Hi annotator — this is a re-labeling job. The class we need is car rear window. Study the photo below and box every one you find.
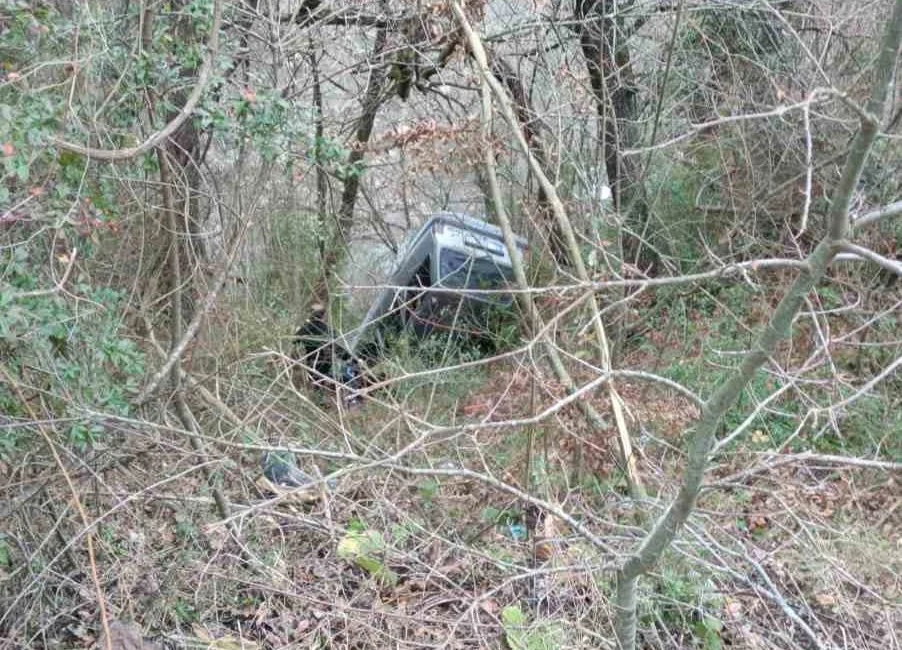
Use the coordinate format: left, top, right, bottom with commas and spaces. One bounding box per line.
438, 249, 514, 291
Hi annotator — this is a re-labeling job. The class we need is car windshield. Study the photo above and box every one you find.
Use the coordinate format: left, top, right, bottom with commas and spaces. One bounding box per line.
438, 249, 514, 291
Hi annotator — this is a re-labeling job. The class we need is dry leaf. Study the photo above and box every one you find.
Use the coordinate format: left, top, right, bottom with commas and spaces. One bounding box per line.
254, 476, 320, 503
815, 593, 837, 607
480, 599, 499, 615
97, 620, 162, 650
723, 598, 743, 619
534, 540, 554, 562
191, 625, 260, 650
534, 515, 561, 562
751, 516, 768, 529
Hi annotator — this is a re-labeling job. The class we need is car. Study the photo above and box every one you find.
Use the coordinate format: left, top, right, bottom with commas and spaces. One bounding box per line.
348, 212, 528, 353
292, 212, 528, 399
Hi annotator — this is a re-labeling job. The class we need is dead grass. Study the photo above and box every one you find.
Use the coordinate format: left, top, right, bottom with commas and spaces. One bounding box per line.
2, 281, 900, 650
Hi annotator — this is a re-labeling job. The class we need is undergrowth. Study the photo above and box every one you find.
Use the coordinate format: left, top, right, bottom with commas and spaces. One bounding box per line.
628, 280, 902, 461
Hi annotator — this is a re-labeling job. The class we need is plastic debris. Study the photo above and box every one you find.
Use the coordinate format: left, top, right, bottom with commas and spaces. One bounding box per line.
262, 451, 314, 488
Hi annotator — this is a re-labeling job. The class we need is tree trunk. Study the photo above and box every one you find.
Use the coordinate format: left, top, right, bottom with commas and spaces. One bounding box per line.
314, 29, 390, 303
137, 1, 208, 323
488, 53, 569, 266
575, 0, 656, 274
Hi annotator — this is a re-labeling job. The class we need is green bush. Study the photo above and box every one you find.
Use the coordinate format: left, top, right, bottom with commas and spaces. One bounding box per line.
1, 245, 145, 453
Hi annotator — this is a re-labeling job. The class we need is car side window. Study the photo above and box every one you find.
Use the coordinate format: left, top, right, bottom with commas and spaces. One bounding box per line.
438, 249, 511, 290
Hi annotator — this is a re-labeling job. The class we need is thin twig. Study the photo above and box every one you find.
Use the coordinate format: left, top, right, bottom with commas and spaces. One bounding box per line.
452, 0, 644, 496
0, 364, 113, 650
622, 95, 830, 157
9, 249, 78, 300
0, 458, 224, 632
799, 100, 814, 234
760, 451, 902, 472
819, 351, 902, 413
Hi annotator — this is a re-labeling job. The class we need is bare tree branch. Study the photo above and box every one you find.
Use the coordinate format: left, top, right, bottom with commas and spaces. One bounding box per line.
761, 451, 902, 472
820, 352, 902, 414
134, 219, 250, 406
452, 0, 644, 497
838, 241, 902, 276
853, 198, 902, 229
611, 2, 902, 647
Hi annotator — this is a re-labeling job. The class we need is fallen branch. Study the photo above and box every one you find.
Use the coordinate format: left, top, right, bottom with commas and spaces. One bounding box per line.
0, 456, 223, 633
0, 363, 113, 650
685, 526, 830, 650
763, 451, 902, 472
